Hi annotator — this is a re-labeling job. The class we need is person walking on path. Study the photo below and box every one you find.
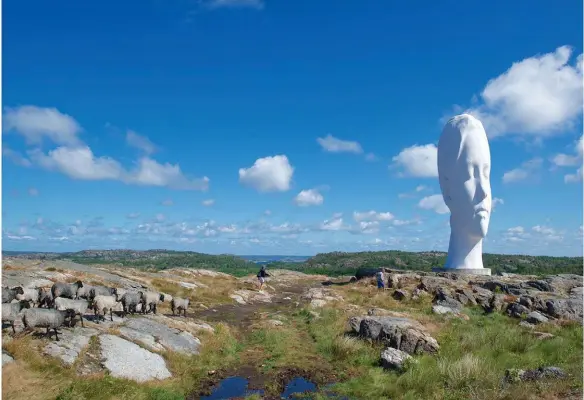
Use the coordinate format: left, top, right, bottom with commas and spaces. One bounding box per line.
257, 265, 270, 291
376, 269, 385, 289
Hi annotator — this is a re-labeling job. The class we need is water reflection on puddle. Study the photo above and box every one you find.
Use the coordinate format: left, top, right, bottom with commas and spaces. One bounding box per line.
200, 376, 346, 399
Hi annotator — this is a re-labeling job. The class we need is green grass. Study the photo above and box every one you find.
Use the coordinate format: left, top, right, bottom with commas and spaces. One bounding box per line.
301, 306, 583, 400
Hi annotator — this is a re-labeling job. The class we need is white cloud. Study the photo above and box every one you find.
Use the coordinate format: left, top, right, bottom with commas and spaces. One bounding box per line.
492, 197, 504, 210
161, 199, 174, 206
28, 146, 209, 190
507, 226, 525, 234
6, 234, 36, 240
320, 217, 344, 231
129, 157, 209, 190
294, 189, 324, 207
418, 194, 449, 214
126, 130, 157, 155
502, 158, 542, 183
28, 187, 39, 196
353, 210, 394, 222
465, 46, 583, 138
239, 155, 294, 192
206, 0, 263, 9
3, 147, 32, 167
127, 213, 140, 219
392, 219, 421, 226
551, 135, 583, 183
532, 225, 556, 235
29, 146, 124, 180
202, 199, 215, 206
391, 144, 438, 178
317, 134, 363, 154
3, 105, 82, 146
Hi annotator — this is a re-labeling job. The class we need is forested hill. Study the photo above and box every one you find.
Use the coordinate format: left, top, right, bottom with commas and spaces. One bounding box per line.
3, 249, 582, 277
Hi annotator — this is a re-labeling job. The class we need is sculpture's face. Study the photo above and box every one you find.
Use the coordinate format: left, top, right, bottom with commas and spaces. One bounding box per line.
440, 120, 492, 239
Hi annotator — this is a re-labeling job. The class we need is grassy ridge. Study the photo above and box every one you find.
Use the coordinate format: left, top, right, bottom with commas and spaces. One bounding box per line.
4, 249, 582, 277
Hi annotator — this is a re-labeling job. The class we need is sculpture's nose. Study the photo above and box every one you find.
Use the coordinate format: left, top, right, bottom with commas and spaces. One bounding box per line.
475, 178, 488, 202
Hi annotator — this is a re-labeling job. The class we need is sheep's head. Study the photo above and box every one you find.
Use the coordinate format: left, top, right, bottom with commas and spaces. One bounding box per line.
19, 300, 31, 310
75, 280, 84, 288
13, 286, 24, 295
109, 287, 117, 295
159, 294, 165, 302
64, 309, 77, 319
137, 291, 144, 299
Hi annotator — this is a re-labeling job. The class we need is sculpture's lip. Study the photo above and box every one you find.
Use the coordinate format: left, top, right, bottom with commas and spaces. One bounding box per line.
474, 207, 489, 214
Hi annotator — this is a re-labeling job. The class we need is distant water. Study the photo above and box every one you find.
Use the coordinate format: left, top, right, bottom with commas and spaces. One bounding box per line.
239, 255, 311, 264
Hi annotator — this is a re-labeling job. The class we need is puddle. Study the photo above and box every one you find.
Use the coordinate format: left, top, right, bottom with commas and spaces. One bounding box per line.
281, 377, 317, 399
199, 376, 345, 399
199, 376, 264, 399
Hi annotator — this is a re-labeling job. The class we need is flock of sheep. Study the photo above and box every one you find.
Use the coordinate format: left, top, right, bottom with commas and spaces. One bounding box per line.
2, 280, 191, 341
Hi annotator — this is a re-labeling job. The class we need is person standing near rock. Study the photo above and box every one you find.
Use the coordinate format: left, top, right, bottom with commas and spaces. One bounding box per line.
376, 269, 385, 289
257, 265, 270, 291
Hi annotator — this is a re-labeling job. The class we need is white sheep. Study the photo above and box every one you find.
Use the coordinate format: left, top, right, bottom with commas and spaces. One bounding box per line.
22, 308, 76, 341
51, 281, 83, 300
2, 300, 31, 333
144, 291, 165, 314
16, 288, 40, 307
170, 297, 190, 317
54, 297, 90, 327
92, 295, 120, 323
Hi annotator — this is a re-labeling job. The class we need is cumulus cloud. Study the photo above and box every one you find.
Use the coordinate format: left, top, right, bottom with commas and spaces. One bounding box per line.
3, 105, 82, 146
126, 130, 157, 155
294, 188, 324, 207
317, 134, 363, 154
492, 197, 504, 210
551, 135, 583, 183
320, 216, 344, 231
27, 146, 209, 190
418, 194, 449, 214
239, 155, 294, 192
353, 210, 394, 222
464, 45, 583, 138
202, 199, 215, 206
502, 158, 542, 184
391, 144, 438, 178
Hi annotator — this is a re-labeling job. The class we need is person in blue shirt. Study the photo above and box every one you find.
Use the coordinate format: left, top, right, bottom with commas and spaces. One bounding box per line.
376, 269, 385, 289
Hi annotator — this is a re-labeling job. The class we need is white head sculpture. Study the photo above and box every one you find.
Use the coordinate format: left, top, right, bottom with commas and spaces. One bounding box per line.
438, 114, 491, 271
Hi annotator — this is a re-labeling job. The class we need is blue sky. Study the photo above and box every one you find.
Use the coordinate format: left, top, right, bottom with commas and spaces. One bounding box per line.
2, 0, 583, 256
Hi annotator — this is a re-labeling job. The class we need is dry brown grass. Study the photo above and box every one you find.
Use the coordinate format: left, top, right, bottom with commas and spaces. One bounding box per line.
2, 362, 70, 400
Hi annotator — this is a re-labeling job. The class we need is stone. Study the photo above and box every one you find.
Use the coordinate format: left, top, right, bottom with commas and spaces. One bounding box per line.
486, 294, 506, 313
537, 298, 583, 323
532, 331, 555, 340
518, 321, 535, 329
349, 317, 363, 334
124, 318, 201, 354
230, 294, 246, 305
2, 351, 14, 365
522, 280, 554, 292
310, 299, 327, 308
570, 286, 583, 298
380, 347, 412, 371
357, 316, 439, 355
118, 327, 165, 352
267, 319, 283, 327
504, 367, 567, 383
455, 288, 477, 305
432, 305, 460, 315
506, 303, 530, 318
526, 311, 549, 325
518, 296, 533, 309
99, 334, 172, 382
392, 290, 407, 301
43, 327, 98, 365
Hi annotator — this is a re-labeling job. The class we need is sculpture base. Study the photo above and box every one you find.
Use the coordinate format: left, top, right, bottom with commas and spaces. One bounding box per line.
432, 268, 491, 276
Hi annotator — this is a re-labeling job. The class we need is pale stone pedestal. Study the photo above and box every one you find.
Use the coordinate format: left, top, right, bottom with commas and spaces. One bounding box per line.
432, 268, 492, 276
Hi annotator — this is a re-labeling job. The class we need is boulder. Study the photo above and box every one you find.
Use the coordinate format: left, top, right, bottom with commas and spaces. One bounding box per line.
536, 298, 583, 323
348, 316, 363, 334
2, 351, 14, 365
99, 334, 172, 382
356, 316, 439, 355
522, 280, 554, 292
518, 296, 534, 309
506, 303, 530, 318
392, 290, 407, 301
504, 367, 567, 383
526, 311, 549, 325
380, 347, 412, 371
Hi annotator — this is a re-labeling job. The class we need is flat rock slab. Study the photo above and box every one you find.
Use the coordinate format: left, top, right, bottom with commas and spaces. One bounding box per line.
44, 327, 98, 365
356, 316, 439, 355
118, 327, 165, 352
124, 317, 201, 354
148, 315, 214, 334
99, 334, 172, 382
